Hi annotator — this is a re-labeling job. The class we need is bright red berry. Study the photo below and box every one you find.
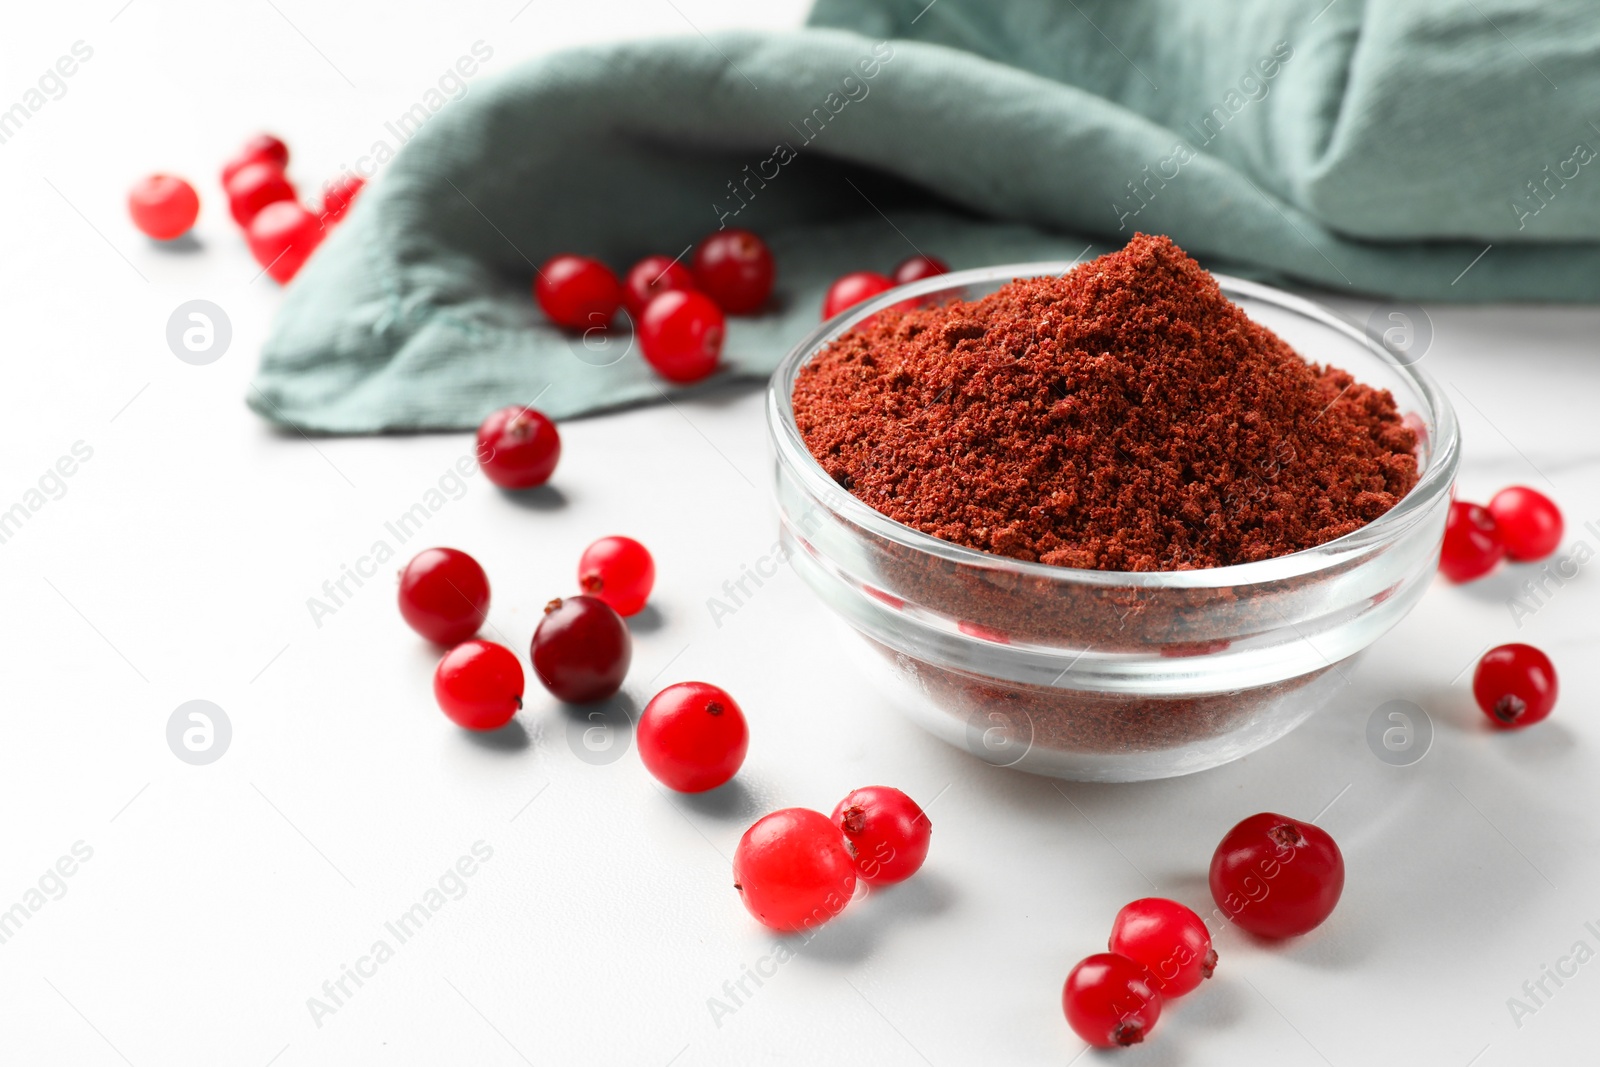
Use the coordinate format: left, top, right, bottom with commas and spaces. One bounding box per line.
639, 290, 724, 383
535, 255, 621, 331
398, 547, 490, 646
225, 161, 296, 227
1473, 643, 1558, 728
822, 271, 895, 320
1108, 898, 1216, 997
692, 229, 774, 314
246, 200, 324, 283
1440, 499, 1504, 582
1210, 813, 1344, 939
638, 682, 748, 792
831, 786, 931, 886
578, 536, 654, 617
476, 405, 561, 489
622, 255, 697, 320
732, 808, 856, 932
1062, 953, 1162, 1049
892, 254, 948, 285
319, 173, 365, 225
1488, 486, 1563, 561
530, 596, 631, 704
433, 640, 523, 731
221, 133, 289, 184
127, 174, 200, 240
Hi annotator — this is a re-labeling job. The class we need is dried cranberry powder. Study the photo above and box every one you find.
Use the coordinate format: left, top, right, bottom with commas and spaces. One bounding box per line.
792, 235, 1419, 571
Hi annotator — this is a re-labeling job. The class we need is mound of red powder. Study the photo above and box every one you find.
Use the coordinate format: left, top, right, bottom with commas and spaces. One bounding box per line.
793, 234, 1419, 571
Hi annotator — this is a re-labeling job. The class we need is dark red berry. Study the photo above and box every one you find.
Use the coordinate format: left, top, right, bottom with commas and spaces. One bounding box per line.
128, 174, 200, 240
319, 173, 365, 225
530, 596, 631, 703
1440, 499, 1504, 582
578, 536, 654, 617
1108, 898, 1216, 997
639, 290, 724, 384
622, 255, 696, 319
535, 255, 622, 332
830, 786, 931, 886
225, 161, 296, 227
246, 200, 323, 284
692, 229, 774, 314
222, 133, 289, 184
822, 271, 894, 320
476, 405, 561, 490
638, 682, 748, 793
433, 640, 523, 731
1473, 643, 1558, 728
732, 808, 856, 932
1210, 813, 1344, 939
1062, 953, 1162, 1048
1488, 486, 1563, 561
398, 547, 490, 646
891, 254, 948, 285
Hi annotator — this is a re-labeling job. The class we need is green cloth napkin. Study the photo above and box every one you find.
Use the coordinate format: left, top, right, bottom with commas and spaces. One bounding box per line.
250, 0, 1600, 434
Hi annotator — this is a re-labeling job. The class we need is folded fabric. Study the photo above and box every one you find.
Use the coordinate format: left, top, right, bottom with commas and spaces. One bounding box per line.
250, 0, 1600, 434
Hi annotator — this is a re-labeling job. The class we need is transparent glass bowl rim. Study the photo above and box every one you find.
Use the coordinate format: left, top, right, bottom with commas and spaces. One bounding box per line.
766, 262, 1460, 591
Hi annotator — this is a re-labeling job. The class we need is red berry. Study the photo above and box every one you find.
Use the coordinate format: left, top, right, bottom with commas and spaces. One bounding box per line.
1473, 643, 1558, 728
1062, 953, 1162, 1049
476, 405, 561, 489
578, 536, 655, 617
319, 173, 365, 225
530, 596, 631, 704
822, 271, 895, 320
891, 254, 948, 285
831, 786, 931, 886
535, 255, 621, 331
1488, 486, 1563, 561
1108, 898, 1216, 997
639, 290, 724, 384
245, 200, 323, 284
127, 174, 200, 240
638, 682, 748, 793
692, 229, 774, 314
732, 808, 856, 932
398, 547, 490, 646
622, 255, 696, 320
1210, 813, 1344, 939
433, 640, 523, 731
1440, 499, 1504, 582
225, 161, 296, 227
221, 133, 289, 184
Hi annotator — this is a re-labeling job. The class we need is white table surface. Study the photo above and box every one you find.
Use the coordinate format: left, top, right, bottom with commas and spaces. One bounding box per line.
3, 3, 1599, 1065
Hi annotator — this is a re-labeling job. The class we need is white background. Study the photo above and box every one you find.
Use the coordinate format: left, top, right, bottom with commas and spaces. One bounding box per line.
2, 2, 1598, 1064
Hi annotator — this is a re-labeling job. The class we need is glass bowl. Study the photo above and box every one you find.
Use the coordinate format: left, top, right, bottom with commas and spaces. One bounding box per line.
765, 264, 1459, 782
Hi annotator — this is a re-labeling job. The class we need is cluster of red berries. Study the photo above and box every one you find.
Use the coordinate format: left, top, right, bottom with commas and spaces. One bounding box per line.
1441, 484, 1563, 582
126, 132, 364, 284
1064, 812, 1344, 1049
534, 229, 776, 385
821, 254, 948, 320
732, 786, 932, 933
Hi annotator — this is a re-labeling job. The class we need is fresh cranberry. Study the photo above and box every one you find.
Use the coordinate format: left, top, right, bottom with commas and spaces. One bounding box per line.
1062, 953, 1162, 1048
622, 255, 697, 320
1439, 499, 1504, 582
638, 682, 748, 792
1473, 643, 1558, 728
822, 271, 895, 320
732, 808, 856, 932
127, 174, 200, 240
246, 200, 323, 283
398, 547, 490, 646
1108, 898, 1216, 997
530, 596, 631, 703
319, 173, 365, 225
892, 254, 948, 285
578, 536, 655, 616
433, 640, 523, 731
221, 133, 289, 184
831, 786, 931, 886
1488, 486, 1563, 561
476, 405, 561, 489
225, 161, 296, 227
639, 290, 724, 383
692, 228, 774, 314
535, 255, 622, 331
1210, 813, 1344, 939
